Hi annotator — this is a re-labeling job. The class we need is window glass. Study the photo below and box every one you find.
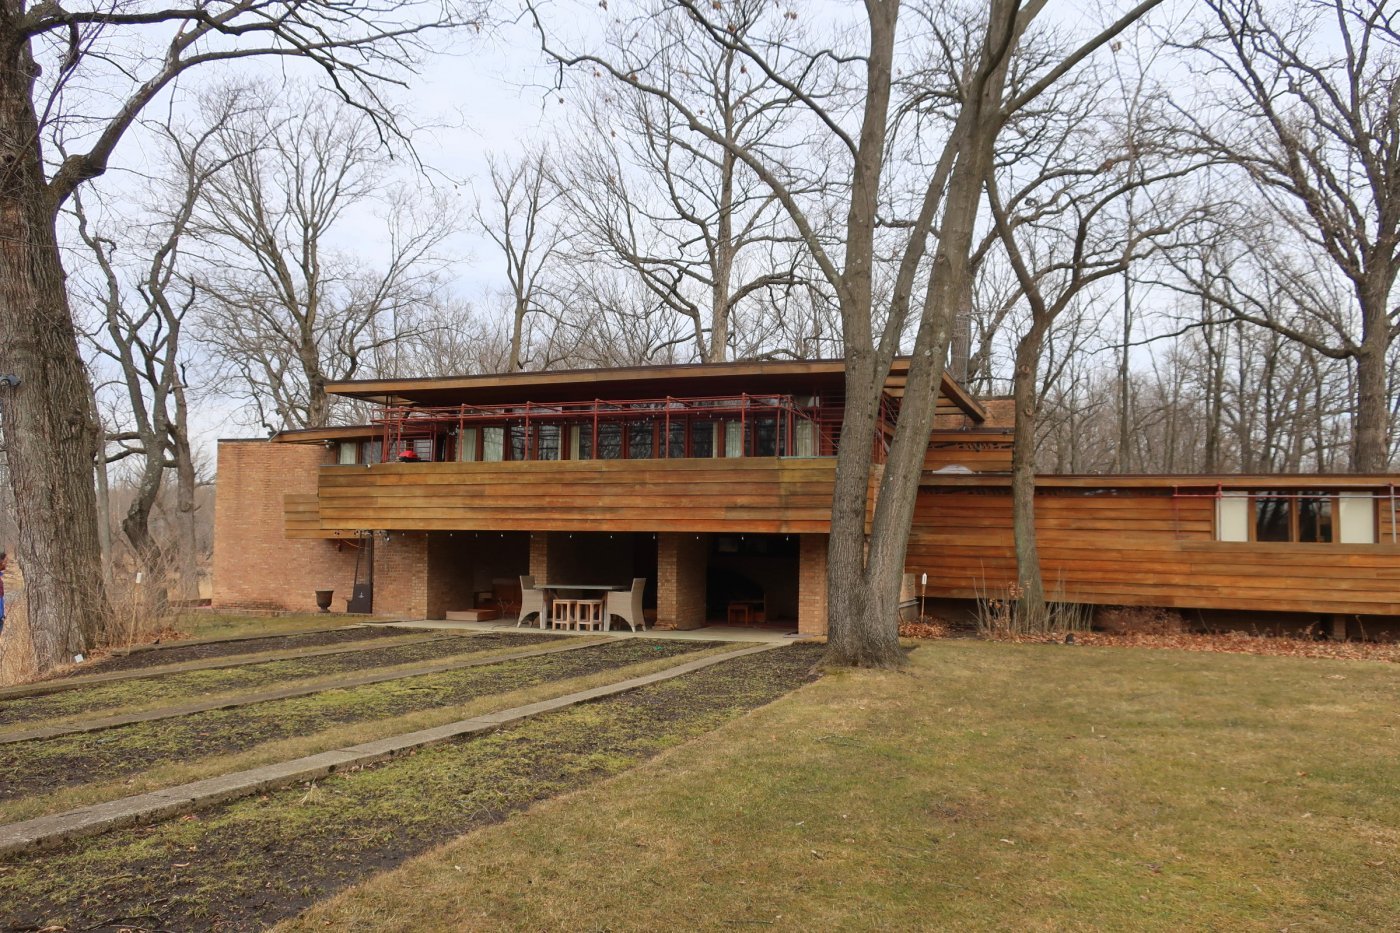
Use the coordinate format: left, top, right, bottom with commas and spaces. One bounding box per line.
596, 422, 623, 460
1337, 493, 1377, 544
667, 421, 687, 458
794, 421, 816, 457
1254, 496, 1291, 542
482, 427, 504, 462
577, 424, 593, 459
457, 427, 479, 462
752, 417, 778, 457
1298, 494, 1333, 542
337, 442, 358, 465
567, 425, 582, 460
628, 420, 655, 459
724, 421, 744, 458
509, 424, 527, 461
691, 421, 715, 458
535, 424, 561, 461
409, 438, 434, 462
362, 440, 382, 464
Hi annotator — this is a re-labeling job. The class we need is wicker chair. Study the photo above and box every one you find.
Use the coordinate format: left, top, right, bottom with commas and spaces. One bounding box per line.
517, 575, 550, 628
605, 577, 647, 632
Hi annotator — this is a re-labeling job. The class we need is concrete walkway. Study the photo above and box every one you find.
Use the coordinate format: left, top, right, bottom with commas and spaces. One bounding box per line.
0, 629, 451, 702
0, 642, 781, 857
0, 637, 605, 745
384, 618, 814, 644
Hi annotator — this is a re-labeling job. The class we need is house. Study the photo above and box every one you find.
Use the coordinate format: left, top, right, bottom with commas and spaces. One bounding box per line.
212, 358, 1400, 635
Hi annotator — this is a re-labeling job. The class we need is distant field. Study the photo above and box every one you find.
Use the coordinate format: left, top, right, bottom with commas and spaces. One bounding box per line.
286, 639, 1400, 932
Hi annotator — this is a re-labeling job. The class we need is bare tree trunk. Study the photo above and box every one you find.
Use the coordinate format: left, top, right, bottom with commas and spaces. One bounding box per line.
1354, 280, 1391, 471
0, 39, 106, 669
1011, 323, 1047, 616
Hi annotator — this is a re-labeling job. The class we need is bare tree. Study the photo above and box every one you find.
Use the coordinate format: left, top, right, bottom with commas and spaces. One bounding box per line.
1179, 0, 1400, 471
191, 88, 460, 431
533, 0, 1169, 667
69, 102, 244, 605
558, 1, 806, 363
0, 0, 483, 677
476, 148, 568, 371
985, 73, 1196, 617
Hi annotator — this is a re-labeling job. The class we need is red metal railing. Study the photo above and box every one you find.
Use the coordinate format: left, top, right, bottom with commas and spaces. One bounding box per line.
371, 393, 842, 463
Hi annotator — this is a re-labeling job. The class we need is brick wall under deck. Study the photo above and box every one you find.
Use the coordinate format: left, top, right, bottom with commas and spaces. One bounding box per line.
799, 534, 829, 635
656, 533, 707, 630
212, 441, 359, 613
373, 532, 429, 618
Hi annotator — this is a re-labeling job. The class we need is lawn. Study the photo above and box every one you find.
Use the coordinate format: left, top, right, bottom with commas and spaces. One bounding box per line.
284, 639, 1400, 932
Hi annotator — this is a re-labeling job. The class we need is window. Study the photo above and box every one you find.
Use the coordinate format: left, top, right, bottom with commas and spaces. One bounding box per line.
594, 423, 622, 459
337, 441, 358, 465
667, 421, 687, 458
628, 420, 655, 459
457, 427, 479, 462
723, 421, 744, 458
535, 424, 561, 461
1216, 489, 1377, 544
691, 421, 715, 458
751, 417, 778, 457
1254, 495, 1292, 542
794, 421, 816, 458
362, 440, 383, 464
483, 427, 504, 462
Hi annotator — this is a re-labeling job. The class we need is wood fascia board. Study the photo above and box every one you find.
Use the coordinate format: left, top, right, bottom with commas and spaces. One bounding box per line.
272, 425, 379, 444
919, 472, 1400, 490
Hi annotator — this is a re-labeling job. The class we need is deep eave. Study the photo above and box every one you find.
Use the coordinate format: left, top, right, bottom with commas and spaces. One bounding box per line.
324, 358, 987, 424
271, 424, 379, 444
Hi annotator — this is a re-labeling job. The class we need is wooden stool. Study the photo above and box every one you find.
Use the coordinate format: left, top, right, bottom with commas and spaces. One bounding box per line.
551, 599, 577, 630
574, 599, 605, 631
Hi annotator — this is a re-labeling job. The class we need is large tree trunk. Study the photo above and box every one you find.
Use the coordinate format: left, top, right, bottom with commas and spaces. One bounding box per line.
1353, 277, 1391, 472
1011, 324, 1046, 617
0, 31, 108, 673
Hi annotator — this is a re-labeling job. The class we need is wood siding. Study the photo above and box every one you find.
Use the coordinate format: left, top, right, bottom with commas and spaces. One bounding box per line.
284, 493, 345, 539
909, 488, 1400, 616
924, 430, 1013, 472
312, 458, 839, 534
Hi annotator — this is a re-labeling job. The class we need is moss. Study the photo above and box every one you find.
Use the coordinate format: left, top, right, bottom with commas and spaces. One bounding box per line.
0, 647, 820, 931
0, 639, 719, 806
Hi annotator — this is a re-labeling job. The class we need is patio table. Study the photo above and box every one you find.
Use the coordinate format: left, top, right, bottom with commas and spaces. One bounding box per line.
532, 584, 626, 630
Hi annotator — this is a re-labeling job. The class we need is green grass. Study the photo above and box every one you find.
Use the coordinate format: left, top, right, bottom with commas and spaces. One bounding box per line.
282, 640, 1400, 931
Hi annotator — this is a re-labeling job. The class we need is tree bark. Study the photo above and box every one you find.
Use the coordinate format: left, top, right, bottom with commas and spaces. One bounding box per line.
0, 26, 108, 671
1011, 323, 1047, 616
1354, 277, 1391, 472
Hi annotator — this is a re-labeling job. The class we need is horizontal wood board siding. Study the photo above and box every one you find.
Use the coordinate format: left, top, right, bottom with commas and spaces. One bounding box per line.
314, 459, 838, 534
909, 489, 1400, 615
924, 431, 1013, 472
283, 493, 340, 539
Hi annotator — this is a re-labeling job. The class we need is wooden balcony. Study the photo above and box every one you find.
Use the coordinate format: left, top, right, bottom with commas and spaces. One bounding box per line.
306, 457, 840, 534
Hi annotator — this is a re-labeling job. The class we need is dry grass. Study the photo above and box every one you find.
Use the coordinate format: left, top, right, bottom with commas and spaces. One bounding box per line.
0, 642, 735, 825
282, 639, 1400, 932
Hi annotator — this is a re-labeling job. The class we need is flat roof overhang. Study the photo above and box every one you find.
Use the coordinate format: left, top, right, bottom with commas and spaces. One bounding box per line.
919, 472, 1400, 490
324, 358, 986, 423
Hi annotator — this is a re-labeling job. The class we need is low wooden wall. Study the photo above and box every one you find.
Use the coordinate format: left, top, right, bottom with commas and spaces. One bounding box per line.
312, 458, 839, 534
909, 485, 1400, 616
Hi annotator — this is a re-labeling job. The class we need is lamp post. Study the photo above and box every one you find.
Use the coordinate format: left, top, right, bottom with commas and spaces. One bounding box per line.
920, 572, 927, 623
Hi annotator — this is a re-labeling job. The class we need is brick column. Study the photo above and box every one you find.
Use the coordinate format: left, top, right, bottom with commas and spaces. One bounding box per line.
373, 532, 429, 618
656, 533, 707, 630
528, 532, 551, 581
798, 533, 828, 636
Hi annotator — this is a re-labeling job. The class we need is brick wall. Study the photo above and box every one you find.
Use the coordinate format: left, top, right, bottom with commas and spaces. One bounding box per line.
212, 441, 359, 612
798, 533, 829, 635
656, 533, 707, 629
373, 532, 429, 618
